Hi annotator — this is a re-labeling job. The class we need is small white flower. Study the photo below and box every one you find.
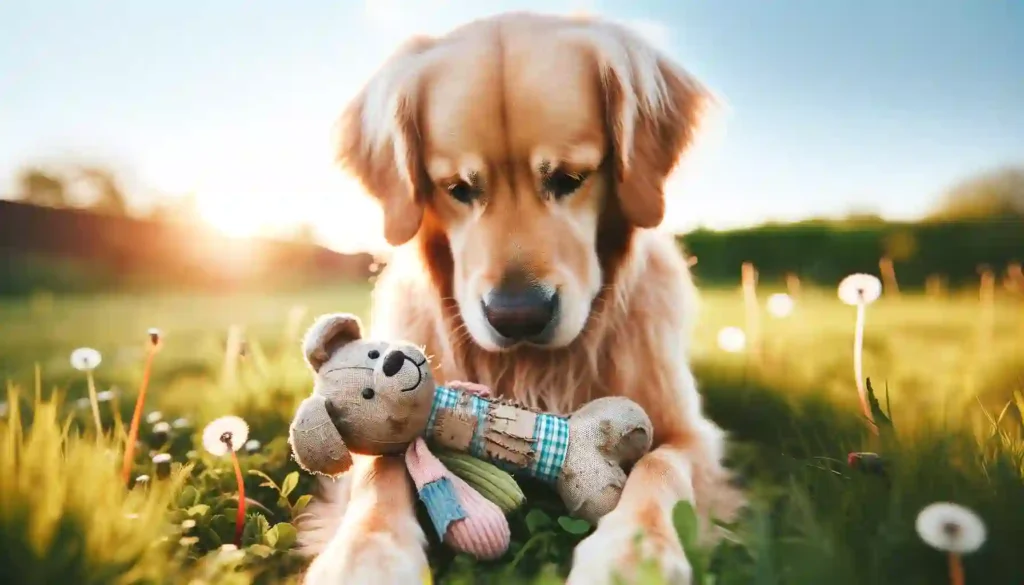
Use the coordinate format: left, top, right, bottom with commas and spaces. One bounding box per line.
201, 415, 250, 457
70, 347, 102, 371
146, 411, 163, 424
915, 502, 987, 554
96, 390, 116, 402
152, 453, 172, 464
766, 293, 795, 318
717, 327, 747, 353
838, 273, 883, 306
181, 519, 196, 530
244, 439, 261, 453
152, 421, 172, 435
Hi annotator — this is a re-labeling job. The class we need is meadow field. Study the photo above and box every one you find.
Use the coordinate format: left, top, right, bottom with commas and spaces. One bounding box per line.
1, 282, 1023, 584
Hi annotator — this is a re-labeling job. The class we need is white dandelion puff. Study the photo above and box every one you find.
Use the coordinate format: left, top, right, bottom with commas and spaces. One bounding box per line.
717, 327, 747, 353
915, 502, 987, 554
201, 416, 250, 457
152, 453, 172, 464
766, 293, 795, 318
838, 273, 882, 306
70, 347, 102, 371
838, 273, 884, 428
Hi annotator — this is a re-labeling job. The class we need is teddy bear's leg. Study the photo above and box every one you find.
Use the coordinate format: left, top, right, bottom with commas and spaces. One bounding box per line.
556, 397, 654, 524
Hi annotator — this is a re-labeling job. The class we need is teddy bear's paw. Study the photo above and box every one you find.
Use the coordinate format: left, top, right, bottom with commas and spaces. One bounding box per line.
565, 510, 692, 585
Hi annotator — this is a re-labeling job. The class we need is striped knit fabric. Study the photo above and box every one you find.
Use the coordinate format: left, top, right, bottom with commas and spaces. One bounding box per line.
426, 385, 571, 484
405, 438, 510, 560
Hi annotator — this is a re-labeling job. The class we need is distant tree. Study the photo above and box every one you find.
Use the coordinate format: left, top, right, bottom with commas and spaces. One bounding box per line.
76, 166, 128, 215
928, 165, 1024, 220
14, 167, 67, 207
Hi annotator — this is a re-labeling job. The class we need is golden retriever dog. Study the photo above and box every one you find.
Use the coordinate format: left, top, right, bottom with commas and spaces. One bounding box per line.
298, 11, 744, 585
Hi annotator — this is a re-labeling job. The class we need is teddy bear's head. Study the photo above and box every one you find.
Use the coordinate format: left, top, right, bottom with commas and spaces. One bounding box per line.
301, 313, 437, 455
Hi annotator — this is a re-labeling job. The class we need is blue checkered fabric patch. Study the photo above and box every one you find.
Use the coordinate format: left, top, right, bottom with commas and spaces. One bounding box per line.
528, 411, 570, 484
426, 386, 571, 485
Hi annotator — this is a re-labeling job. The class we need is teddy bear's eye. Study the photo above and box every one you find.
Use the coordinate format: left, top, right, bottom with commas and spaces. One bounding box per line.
361, 388, 375, 400
367, 350, 380, 359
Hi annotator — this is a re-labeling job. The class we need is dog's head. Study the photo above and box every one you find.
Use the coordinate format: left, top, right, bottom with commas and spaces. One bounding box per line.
337, 13, 709, 352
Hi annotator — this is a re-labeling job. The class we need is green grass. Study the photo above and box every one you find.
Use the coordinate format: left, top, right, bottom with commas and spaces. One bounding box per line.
1, 283, 1023, 584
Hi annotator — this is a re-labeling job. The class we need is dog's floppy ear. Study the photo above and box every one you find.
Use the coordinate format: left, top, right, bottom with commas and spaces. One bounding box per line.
302, 313, 364, 372
336, 36, 436, 246
595, 25, 712, 228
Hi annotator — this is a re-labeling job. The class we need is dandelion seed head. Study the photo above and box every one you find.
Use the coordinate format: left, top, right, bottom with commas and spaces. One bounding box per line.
915, 502, 987, 554
838, 273, 883, 306
70, 347, 102, 371
147, 328, 162, 347
766, 293, 795, 318
717, 327, 747, 353
202, 415, 250, 456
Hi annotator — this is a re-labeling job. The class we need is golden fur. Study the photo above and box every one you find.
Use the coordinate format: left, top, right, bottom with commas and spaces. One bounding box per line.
299, 11, 744, 585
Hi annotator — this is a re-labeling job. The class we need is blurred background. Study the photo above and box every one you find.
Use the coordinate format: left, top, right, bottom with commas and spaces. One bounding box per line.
1, 0, 1022, 400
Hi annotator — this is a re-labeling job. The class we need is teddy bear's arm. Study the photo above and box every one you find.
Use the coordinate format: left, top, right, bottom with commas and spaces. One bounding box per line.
288, 394, 353, 477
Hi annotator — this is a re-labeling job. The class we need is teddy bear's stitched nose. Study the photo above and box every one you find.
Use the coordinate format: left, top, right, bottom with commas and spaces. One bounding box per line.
381, 350, 408, 377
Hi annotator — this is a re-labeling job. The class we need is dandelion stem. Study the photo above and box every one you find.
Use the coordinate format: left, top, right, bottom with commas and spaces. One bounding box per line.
86, 370, 103, 434
948, 552, 964, 585
853, 301, 875, 426
121, 345, 157, 485
230, 449, 246, 547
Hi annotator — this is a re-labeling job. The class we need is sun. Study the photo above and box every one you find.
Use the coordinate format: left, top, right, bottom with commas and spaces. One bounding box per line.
194, 190, 267, 238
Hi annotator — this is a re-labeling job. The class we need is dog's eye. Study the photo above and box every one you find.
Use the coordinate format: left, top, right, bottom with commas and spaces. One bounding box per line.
544, 171, 588, 199
447, 180, 478, 205
361, 388, 375, 400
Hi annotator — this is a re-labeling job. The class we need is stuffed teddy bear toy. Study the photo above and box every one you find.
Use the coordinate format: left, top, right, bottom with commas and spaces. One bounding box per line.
288, 312, 655, 557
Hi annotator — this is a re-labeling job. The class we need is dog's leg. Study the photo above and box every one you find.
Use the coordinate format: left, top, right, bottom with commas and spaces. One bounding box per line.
302, 453, 428, 585
565, 373, 743, 585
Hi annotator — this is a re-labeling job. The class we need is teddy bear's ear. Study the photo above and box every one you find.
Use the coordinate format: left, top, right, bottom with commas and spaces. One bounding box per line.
302, 313, 364, 372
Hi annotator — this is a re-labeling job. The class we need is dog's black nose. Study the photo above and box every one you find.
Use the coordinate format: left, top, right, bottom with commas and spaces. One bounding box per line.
381, 350, 407, 377
482, 274, 559, 341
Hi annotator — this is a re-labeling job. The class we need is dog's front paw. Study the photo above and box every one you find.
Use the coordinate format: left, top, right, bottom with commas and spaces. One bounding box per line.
565, 510, 692, 585
302, 525, 428, 585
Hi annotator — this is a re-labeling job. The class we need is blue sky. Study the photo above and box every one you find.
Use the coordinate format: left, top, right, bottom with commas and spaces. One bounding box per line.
1, 0, 1022, 252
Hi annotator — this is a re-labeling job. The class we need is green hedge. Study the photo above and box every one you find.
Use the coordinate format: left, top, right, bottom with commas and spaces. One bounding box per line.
679, 217, 1024, 289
